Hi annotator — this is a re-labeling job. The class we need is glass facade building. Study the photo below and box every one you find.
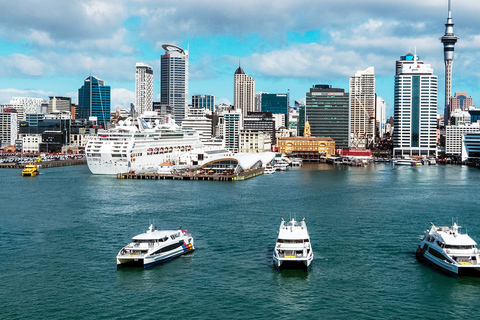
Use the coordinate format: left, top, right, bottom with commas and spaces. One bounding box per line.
192, 94, 215, 111
300, 85, 349, 150
78, 76, 111, 124
258, 93, 288, 128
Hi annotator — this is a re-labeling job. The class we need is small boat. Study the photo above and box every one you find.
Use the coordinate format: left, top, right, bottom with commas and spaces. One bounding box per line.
416, 222, 480, 276
22, 164, 39, 177
273, 218, 313, 269
393, 158, 423, 166
264, 165, 275, 174
117, 224, 194, 268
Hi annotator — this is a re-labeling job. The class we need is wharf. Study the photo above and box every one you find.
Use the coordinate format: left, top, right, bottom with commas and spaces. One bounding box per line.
117, 168, 264, 181
0, 159, 86, 169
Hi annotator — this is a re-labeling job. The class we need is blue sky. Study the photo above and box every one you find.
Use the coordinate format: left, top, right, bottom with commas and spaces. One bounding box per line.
1, 0, 479, 118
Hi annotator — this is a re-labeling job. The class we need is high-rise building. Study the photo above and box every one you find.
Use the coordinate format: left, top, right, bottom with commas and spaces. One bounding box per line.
181, 108, 213, 142
375, 96, 387, 138
441, 0, 458, 123
78, 76, 111, 124
256, 93, 289, 128
234, 66, 255, 120
450, 92, 473, 113
218, 109, 242, 152
161, 44, 188, 125
135, 63, 153, 116
300, 84, 349, 150
0, 112, 18, 146
192, 94, 215, 111
48, 96, 72, 113
349, 67, 375, 149
393, 53, 437, 157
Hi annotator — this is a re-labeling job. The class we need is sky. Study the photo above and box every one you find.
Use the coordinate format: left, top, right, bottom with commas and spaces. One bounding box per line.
1, 0, 479, 118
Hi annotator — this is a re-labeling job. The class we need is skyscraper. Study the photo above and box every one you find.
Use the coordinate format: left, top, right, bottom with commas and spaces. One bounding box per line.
256, 93, 289, 128
135, 63, 153, 116
234, 66, 255, 120
441, 0, 458, 123
349, 67, 375, 149
192, 94, 215, 111
78, 76, 111, 124
450, 92, 473, 112
161, 44, 188, 125
393, 53, 437, 157
300, 84, 350, 150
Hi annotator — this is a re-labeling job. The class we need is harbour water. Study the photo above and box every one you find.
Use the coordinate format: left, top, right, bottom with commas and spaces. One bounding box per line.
1, 163, 480, 319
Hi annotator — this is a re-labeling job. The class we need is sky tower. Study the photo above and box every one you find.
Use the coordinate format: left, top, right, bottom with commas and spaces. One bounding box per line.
441, 0, 458, 124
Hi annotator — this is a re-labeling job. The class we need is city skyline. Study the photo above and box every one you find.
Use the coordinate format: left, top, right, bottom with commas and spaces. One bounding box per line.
1, 1, 479, 117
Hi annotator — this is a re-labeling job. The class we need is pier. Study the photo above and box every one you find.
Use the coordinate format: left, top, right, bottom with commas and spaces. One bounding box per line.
0, 159, 86, 169
117, 168, 264, 181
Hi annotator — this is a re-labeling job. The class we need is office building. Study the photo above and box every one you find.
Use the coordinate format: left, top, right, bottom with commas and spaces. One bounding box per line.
450, 92, 473, 113
239, 130, 272, 153
135, 63, 154, 115
0, 112, 18, 146
243, 112, 276, 146
192, 95, 215, 112
376, 96, 387, 138
446, 122, 479, 156
393, 53, 437, 157
48, 96, 72, 113
218, 109, 242, 152
234, 66, 255, 120
256, 93, 289, 128
9, 97, 43, 121
77, 76, 111, 124
181, 108, 213, 142
441, 0, 458, 123
349, 67, 375, 148
300, 84, 349, 150
161, 44, 188, 125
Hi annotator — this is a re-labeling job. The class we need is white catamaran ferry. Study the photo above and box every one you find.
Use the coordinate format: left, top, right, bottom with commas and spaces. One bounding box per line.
273, 218, 313, 269
117, 224, 194, 268
86, 115, 204, 175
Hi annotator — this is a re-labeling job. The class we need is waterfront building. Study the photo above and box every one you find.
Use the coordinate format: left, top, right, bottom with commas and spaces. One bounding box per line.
278, 137, 335, 158
256, 93, 289, 127
243, 112, 275, 146
77, 76, 111, 124
300, 84, 349, 150
161, 44, 188, 125
376, 96, 387, 138
181, 108, 213, 142
48, 96, 71, 113
441, 0, 458, 123
450, 92, 473, 113
135, 63, 154, 115
446, 122, 479, 156
393, 53, 437, 157
461, 132, 480, 162
239, 130, 272, 153
234, 66, 255, 120
9, 97, 44, 121
192, 94, 215, 112
22, 135, 42, 153
0, 112, 18, 146
218, 109, 242, 152
349, 67, 375, 149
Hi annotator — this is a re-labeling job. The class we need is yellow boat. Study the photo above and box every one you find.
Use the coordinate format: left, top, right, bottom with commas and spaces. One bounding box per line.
22, 164, 39, 177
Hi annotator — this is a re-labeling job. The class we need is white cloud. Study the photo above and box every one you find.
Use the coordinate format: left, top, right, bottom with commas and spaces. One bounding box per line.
111, 88, 135, 110
0, 88, 51, 104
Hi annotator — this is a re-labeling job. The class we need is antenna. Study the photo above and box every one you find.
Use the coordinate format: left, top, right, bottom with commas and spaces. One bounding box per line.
448, 0, 452, 19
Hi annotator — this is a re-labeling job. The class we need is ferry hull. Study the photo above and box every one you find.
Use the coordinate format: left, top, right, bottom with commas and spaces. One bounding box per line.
117, 245, 194, 269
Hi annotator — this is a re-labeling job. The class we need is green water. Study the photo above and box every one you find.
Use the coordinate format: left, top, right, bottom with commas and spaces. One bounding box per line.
1, 163, 480, 319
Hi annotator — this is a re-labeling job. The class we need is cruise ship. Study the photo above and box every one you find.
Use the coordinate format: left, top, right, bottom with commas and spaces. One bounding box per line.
86, 116, 204, 175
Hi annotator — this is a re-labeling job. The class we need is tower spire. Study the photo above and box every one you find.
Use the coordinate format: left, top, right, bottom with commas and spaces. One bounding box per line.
441, 0, 458, 124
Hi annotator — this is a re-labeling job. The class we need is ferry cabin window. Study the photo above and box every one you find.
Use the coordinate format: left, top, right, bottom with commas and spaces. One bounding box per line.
445, 245, 474, 250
